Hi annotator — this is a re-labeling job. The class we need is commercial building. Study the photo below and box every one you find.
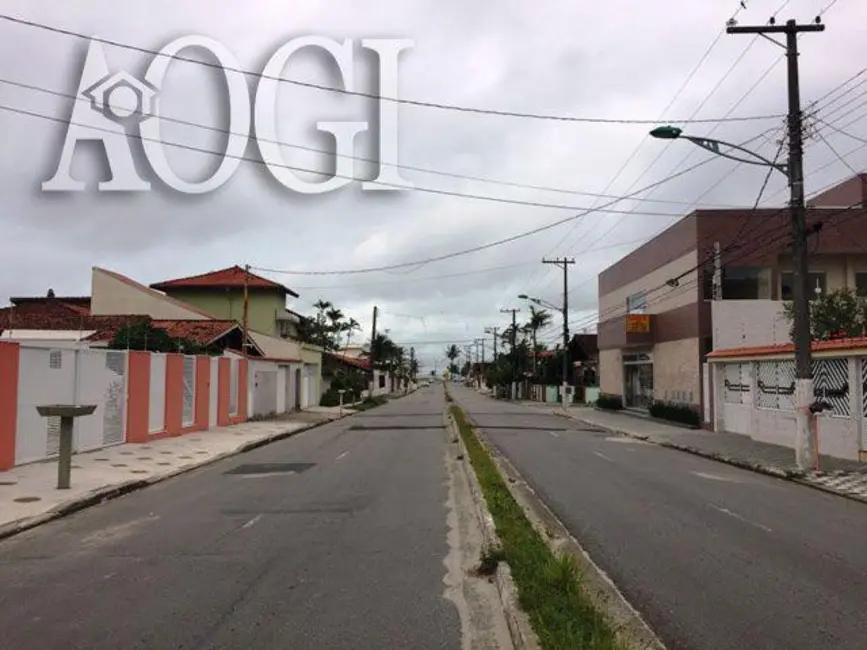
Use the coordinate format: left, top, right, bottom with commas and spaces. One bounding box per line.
597, 173, 867, 421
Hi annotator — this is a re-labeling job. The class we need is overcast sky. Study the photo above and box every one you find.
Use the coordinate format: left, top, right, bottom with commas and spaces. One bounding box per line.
1, 0, 864, 370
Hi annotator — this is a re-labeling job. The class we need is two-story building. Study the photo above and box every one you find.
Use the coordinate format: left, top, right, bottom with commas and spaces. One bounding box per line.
597, 173, 867, 421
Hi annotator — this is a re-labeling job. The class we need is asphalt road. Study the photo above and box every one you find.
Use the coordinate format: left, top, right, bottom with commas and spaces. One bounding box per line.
0, 386, 462, 650
451, 384, 867, 650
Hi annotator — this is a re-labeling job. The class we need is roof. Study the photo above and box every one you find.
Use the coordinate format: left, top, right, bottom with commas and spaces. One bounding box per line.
149, 265, 299, 297
708, 336, 867, 360
93, 267, 218, 320
326, 351, 372, 371
247, 330, 301, 362
84, 319, 241, 346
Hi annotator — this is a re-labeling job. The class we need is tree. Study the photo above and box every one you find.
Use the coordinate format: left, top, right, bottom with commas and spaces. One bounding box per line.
523, 306, 552, 376
341, 317, 361, 350
108, 320, 205, 354
782, 287, 867, 341
445, 344, 460, 364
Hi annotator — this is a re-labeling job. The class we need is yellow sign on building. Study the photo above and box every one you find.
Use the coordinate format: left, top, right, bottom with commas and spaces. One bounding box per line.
625, 314, 651, 333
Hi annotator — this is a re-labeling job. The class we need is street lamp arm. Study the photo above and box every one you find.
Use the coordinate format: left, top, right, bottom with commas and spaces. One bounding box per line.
682, 135, 789, 177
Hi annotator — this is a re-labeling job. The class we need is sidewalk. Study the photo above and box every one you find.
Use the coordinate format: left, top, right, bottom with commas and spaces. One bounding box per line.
522, 401, 867, 503
0, 406, 350, 540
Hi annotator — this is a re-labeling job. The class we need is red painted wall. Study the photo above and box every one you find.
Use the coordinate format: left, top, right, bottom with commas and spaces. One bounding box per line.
164, 354, 184, 436
125, 351, 151, 443
0, 342, 20, 470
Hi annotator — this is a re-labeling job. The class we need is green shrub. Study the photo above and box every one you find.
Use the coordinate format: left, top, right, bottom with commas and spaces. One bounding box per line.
648, 400, 701, 427
595, 393, 623, 410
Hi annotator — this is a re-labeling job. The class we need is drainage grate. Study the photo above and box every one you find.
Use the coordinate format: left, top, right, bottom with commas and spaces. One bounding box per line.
225, 462, 314, 476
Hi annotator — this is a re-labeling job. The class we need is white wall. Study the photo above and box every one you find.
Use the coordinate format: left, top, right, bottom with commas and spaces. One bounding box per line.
712, 356, 863, 461
90, 267, 209, 319
149, 354, 166, 433
208, 357, 219, 427
712, 300, 791, 350
15, 347, 128, 465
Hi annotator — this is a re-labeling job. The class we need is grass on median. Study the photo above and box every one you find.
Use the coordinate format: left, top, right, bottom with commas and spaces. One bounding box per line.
449, 404, 623, 650
352, 395, 388, 412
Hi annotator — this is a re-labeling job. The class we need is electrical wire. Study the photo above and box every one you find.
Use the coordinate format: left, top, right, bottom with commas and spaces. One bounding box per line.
0, 13, 788, 125
1, 103, 709, 218
0, 77, 750, 210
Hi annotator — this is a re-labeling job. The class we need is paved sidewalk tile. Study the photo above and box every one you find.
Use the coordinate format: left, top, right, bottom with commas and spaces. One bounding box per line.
520, 401, 867, 503
0, 410, 342, 536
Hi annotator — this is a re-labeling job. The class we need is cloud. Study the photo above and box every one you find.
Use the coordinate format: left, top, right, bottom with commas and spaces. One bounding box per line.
1, 0, 865, 369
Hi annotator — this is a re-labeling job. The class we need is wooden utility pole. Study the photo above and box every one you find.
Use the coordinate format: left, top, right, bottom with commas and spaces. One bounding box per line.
542, 257, 575, 405
369, 305, 379, 393
242, 264, 250, 358
500, 308, 520, 399
727, 16, 824, 468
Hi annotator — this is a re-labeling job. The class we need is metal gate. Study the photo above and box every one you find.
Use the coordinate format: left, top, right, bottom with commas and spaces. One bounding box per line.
102, 351, 126, 445
182, 356, 196, 426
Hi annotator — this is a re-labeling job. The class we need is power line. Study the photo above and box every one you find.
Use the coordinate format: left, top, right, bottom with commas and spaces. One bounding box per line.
0, 13, 788, 125
512, 0, 757, 301
0, 76, 748, 210
290, 236, 649, 290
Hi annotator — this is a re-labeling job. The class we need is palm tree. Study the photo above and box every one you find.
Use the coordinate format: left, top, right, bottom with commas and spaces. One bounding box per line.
325, 307, 345, 349
341, 317, 361, 351
525, 306, 552, 376
313, 299, 332, 349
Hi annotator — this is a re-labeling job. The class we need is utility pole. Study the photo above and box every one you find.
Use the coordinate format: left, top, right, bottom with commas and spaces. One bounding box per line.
369, 305, 379, 394
500, 308, 520, 399
242, 264, 250, 358
410, 346, 415, 386
728, 16, 824, 469
484, 326, 499, 362
543, 257, 576, 407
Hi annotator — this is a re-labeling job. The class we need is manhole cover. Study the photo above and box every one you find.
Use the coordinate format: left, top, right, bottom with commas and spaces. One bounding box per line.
14, 496, 40, 503
226, 462, 314, 476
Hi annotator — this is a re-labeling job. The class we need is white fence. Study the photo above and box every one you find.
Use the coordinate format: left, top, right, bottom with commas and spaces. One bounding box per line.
15, 346, 128, 465
713, 356, 864, 460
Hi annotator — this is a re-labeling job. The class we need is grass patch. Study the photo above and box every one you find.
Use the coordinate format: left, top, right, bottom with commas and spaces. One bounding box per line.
449, 404, 623, 650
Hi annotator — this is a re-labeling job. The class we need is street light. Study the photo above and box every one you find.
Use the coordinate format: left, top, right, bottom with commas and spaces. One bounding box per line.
519, 293, 569, 410
650, 123, 816, 470
649, 126, 789, 177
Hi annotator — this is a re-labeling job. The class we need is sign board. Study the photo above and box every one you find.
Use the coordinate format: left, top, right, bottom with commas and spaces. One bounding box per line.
625, 314, 651, 333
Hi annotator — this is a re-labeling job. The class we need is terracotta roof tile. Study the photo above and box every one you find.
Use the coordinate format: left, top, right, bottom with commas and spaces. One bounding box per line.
707, 336, 867, 359
149, 265, 299, 297
327, 351, 371, 370
151, 319, 238, 345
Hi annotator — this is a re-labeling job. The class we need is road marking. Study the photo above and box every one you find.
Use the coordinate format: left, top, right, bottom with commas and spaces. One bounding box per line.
242, 514, 262, 529
692, 471, 742, 483
336, 451, 349, 460
593, 451, 614, 462
709, 504, 772, 533
549, 431, 560, 438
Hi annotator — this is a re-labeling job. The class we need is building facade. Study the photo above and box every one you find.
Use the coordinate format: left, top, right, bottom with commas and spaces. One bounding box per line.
149, 265, 302, 340
597, 174, 867, 417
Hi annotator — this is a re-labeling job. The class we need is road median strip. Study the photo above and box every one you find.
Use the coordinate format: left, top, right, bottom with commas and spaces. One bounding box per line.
447, 401, 640, 650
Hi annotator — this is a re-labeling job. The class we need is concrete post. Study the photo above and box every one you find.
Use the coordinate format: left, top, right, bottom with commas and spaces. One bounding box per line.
36, 405, 97, 490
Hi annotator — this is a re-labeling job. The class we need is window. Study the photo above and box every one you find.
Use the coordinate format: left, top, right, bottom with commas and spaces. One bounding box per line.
721, 267, 771, 299
780, 272, 826, 301
855, 272, 867, 297
626, 291, 647, 313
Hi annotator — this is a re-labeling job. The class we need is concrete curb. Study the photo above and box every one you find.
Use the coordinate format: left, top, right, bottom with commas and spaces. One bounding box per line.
445, 410, 541, 650
0, 415, 346, 543
549, 410, 867, 506
455, 404, 667, 650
